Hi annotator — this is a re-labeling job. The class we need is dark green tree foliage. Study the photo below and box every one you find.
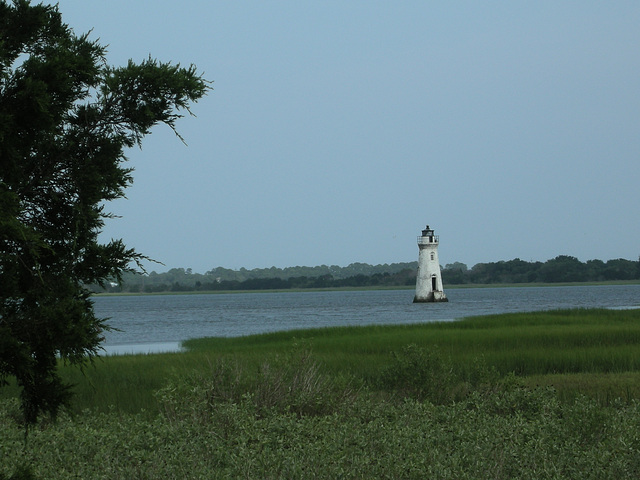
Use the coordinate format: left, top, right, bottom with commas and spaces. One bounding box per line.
444, 256, 640, 285
99, 256, 640, 293
0, 0, 209, 424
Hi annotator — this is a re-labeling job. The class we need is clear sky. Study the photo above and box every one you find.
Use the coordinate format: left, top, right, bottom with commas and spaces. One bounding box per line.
49, 1, 639, 272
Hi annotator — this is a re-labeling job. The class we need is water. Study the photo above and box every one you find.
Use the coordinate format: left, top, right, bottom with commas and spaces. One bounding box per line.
93, 284, 640, 355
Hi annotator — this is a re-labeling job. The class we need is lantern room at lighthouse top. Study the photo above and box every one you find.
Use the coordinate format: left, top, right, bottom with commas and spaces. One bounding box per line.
418, 225, 439, 245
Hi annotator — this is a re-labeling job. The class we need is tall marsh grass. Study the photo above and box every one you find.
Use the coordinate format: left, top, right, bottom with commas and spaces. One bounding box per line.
6, 308, 640, 479
182, 307, 640, 403
3, 307, 640, 414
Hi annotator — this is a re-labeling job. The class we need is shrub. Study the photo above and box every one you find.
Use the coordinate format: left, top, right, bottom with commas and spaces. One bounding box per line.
378, 344, 500, 403
0, 465, 37, 480
156, 348, 358, 427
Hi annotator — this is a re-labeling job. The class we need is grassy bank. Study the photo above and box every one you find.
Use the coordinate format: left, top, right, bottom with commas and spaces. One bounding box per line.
3, 307, 636, 415
3, 308, 640, 478
182, 307, 640, 402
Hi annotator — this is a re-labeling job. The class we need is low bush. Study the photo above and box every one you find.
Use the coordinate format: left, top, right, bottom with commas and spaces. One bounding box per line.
0, 464, 36, 480
4, 387, 640, 479
378, 344, 500, 403
156, 348, 358, 427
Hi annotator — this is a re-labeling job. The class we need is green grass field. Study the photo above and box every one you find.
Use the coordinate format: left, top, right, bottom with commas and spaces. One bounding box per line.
28, 307, 640, 415
4, 307, 640, 479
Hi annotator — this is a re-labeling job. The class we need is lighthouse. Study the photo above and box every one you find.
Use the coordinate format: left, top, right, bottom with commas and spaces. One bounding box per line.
414, 225, 448, 303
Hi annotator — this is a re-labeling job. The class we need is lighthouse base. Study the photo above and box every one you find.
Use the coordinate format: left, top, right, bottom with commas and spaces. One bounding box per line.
413, 291, 448, 303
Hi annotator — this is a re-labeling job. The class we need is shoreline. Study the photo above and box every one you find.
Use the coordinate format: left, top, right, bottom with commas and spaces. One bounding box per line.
93, 280, 640, 297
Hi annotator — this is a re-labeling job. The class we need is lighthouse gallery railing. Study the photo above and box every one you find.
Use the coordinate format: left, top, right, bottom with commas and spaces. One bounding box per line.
417, 235, 439, 244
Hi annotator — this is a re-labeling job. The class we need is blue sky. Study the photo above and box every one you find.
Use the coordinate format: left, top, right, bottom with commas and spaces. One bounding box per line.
50, 1, 639, 272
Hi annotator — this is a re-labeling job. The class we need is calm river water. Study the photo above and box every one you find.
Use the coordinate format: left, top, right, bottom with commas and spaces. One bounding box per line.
93, 284, 640, 355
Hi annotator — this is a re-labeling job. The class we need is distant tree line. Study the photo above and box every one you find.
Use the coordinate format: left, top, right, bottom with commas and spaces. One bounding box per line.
204, 263, 417, 282
94, 256, 640, 294
442, 256, 640, 285
99, 263, 418, 293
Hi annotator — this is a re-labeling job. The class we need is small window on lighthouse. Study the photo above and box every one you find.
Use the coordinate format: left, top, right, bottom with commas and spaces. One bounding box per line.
430, 253, 435, 261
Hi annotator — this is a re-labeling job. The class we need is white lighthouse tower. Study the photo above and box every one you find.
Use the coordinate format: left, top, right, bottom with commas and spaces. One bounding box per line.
414, 225, 448, 303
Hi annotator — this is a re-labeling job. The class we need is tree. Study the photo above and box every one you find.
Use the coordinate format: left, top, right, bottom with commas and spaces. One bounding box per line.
603, 258, 639, 281
0, 0, 210, 424
442, 262, 468, 284
538, 255, 585, 283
